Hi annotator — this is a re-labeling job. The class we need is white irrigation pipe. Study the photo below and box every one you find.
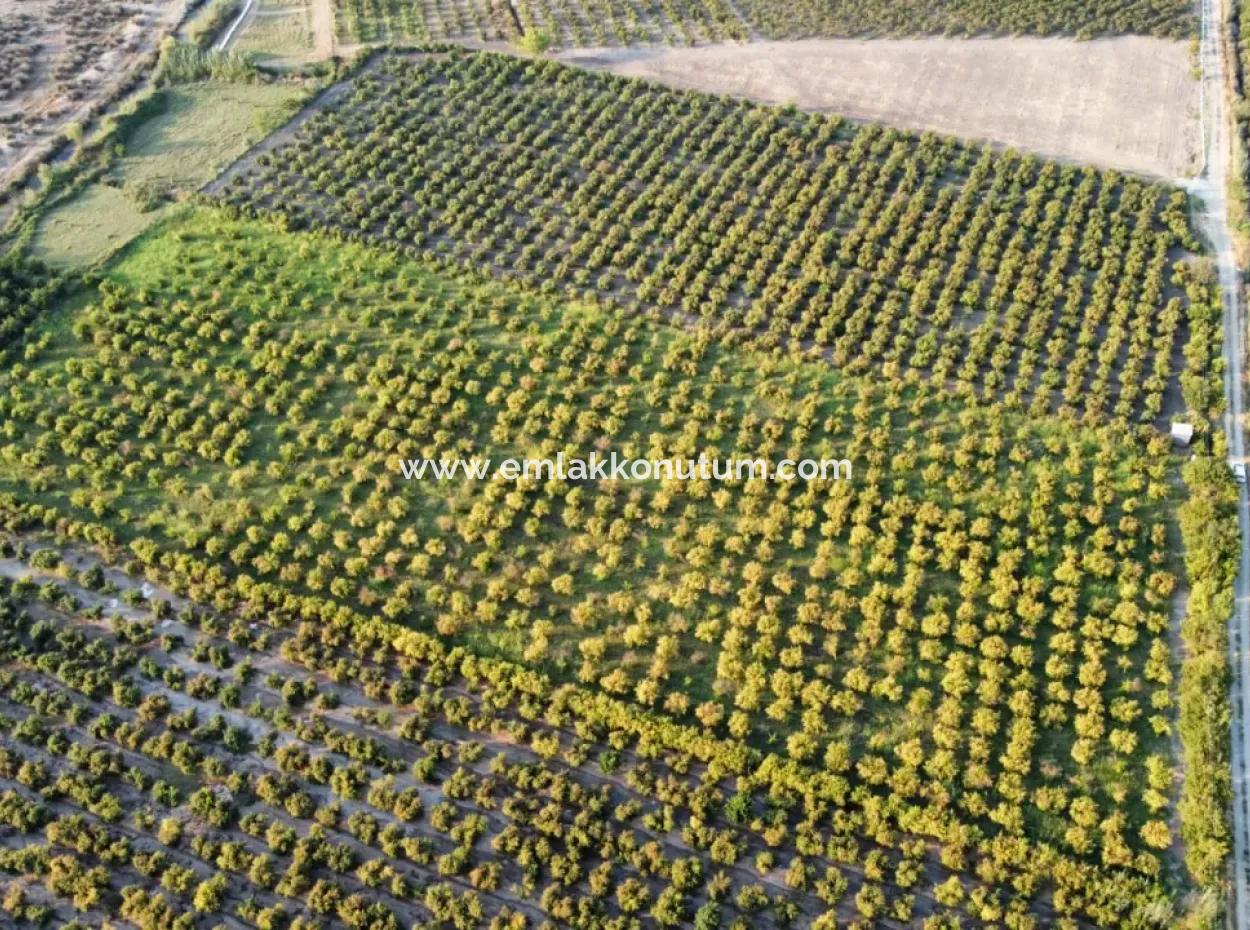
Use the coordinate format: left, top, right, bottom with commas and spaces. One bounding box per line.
213, 0, 257, 51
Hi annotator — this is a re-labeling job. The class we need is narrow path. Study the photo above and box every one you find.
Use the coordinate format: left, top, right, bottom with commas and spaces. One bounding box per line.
1186, 0, 1250, 922
309, 0, 336, 59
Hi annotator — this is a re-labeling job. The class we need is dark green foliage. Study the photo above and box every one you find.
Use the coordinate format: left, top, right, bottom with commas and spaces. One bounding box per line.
0, 253, 58, 354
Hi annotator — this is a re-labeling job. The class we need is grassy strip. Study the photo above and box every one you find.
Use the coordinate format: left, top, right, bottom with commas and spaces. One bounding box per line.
155, 38, 260, 85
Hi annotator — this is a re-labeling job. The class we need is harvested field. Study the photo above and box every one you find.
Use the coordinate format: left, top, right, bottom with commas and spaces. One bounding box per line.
560, 35, 1201, 179
0, 0, 192, 196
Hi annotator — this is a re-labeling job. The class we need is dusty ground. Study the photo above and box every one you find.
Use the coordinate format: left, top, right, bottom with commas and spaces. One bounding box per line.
0, 0, 190, 195
559, 35, 1200, 179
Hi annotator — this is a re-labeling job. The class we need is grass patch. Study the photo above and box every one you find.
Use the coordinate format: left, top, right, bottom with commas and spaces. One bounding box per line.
29, 82, 306, 269
29, 186, 169, 269
119, 83, 305, 189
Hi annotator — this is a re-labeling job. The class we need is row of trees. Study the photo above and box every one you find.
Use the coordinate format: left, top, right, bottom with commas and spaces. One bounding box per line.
334, 0, 747, 46
0, 573, 987, 930
219, 51, 1209, 425
0, 198, 1219, 926
334, 0, 1187, 48
735, 0, 1193, 40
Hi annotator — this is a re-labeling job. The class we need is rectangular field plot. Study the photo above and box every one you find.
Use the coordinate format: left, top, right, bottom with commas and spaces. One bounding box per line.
328, 0, 1192, 45
736, 0, 1193, 40
213, 50, 1212, 426
0, 207, 1224, 927
332, 0, 748, 44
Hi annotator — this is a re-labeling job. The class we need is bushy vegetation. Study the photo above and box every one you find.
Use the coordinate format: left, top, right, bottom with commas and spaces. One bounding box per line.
0, 253, 59, 357
1229, 0, 1250, 254
155, 37, 259, 86
0, 14, 38, 100
1175, 457, 1238, 888
736, 0, 1193, 40
330, 0, 1191, 44
185, 0, 244, 48
218, 51, 1207, 426
0, 200, 1228, 925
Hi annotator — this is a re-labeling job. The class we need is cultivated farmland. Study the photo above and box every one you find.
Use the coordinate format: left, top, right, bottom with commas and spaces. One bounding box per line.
216, 51, 1205, 424
0, 0, 1239, 926
329, 0, 1194, 45
0, 184, 1231, 925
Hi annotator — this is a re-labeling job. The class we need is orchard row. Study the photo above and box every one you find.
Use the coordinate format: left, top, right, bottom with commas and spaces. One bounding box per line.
0, 546, 1186, 929
330, 0, 1192, 44
216, 51, 1214, 426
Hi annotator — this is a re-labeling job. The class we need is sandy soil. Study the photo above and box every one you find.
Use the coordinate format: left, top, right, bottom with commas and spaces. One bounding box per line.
309, 0, 334, 58
559, 35, 1200, 179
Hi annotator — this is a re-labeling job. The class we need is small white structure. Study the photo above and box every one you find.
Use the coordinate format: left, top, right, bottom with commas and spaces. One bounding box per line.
1170, 422, 1194, 447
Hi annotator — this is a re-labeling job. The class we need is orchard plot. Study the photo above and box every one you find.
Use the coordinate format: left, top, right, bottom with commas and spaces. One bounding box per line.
0, 212, 1220, 926
215, 51, 1212, 426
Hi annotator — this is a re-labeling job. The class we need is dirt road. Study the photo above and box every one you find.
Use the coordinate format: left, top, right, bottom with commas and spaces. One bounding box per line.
310, 0, 335, 58
214, 0, 258, 49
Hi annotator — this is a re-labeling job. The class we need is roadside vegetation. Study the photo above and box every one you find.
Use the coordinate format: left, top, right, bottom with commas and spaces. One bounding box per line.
1228, 0, 1250, 258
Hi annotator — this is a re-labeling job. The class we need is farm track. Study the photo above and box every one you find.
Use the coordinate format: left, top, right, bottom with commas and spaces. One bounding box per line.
310, 0, 336, 58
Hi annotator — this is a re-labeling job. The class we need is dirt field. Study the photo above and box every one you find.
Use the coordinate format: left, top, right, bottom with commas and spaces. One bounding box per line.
0, 0, 191, 195
559, 35, 1200, 179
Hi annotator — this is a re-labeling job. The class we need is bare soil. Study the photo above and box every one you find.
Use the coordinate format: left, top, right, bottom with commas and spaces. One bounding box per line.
559, 35, 1201, 179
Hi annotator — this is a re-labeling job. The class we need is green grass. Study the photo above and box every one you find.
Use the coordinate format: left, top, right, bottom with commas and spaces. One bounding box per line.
28, 186, 171, 269
118, 83, 305, 189
29, 82, 306, 269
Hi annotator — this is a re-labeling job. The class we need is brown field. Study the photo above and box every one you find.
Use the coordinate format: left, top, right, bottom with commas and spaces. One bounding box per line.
0, 0, 190, 195
559, 35, 1200, 179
